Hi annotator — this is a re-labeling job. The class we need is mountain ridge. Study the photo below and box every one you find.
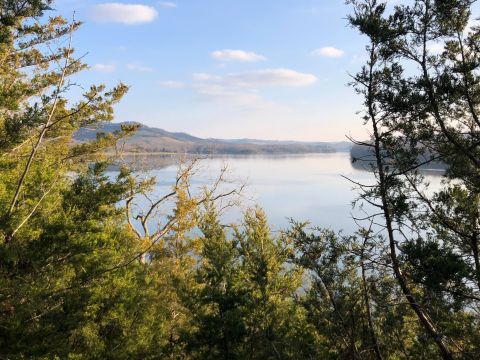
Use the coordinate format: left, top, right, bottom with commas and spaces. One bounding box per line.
74, 122, 352, 155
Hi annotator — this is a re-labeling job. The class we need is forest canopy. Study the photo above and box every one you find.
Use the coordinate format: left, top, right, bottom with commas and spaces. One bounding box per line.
0, 1, 480, 359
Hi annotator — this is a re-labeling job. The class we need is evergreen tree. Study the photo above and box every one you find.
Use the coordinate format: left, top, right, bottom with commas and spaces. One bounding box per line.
0, 2, 140, 357
348, 0, 480, 358
187, 199, 246, 359
234, 208, 311, 360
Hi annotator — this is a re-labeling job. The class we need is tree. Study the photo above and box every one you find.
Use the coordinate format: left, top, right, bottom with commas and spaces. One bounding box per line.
290, 224, 388, 360
348, 0, 480, 358
234, 208, 311, 360
0, 2, 142, 357
186, 199, 247, 359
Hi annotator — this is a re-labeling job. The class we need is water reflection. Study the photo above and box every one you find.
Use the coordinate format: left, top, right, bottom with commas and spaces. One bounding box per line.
112, 153, 445, 233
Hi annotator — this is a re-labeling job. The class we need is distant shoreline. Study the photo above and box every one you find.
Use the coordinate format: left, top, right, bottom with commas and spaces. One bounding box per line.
107, 150, 352, 156
75, 122, 352, 155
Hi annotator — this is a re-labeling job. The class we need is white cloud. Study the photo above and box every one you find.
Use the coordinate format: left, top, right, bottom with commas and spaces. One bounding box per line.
211, 49, 266, 62
126, 62, 154, 72
194, 68, 317, 88
92, 63, 116, 73
312, 46, 345, 58
193, 73, 221, 82
160, 80, 185, 88
191, 68, 315, 111
194, 83, 269, 108
193, 82, 291, 113
229, 69, 317, 87
159, 2, 177, 8
90, 3, 158, 25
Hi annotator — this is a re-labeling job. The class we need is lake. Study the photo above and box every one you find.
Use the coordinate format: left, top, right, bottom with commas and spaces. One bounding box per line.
119, 152, 443, 234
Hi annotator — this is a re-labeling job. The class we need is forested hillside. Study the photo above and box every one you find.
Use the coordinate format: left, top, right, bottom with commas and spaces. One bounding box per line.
75, 122, 351, 155
1, 1, 479, 359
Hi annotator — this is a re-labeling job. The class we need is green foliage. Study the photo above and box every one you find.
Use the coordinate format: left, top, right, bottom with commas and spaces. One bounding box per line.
185, 207, 321, 360
234, 209, 306, 360
348, 0, 480, 358
1, 1, 480, 359
186, 200, 246, 359
0, 1, 141, 358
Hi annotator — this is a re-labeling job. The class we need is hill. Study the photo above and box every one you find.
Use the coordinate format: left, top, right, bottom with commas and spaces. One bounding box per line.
74, 122, 352, 155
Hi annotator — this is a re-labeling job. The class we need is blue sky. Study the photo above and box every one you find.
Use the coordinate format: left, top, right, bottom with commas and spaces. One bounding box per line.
53, 0, 376, 141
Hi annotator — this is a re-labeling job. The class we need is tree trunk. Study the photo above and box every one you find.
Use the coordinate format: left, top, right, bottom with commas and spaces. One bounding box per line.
360, 255, 383, 360
366, 45, 455, 360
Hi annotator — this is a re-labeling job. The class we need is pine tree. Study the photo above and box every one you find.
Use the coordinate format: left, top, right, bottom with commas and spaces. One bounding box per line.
0, 2, 141, 357
235, 208, 309, 360
348, 0, 480, 358
186, 199, 246, 359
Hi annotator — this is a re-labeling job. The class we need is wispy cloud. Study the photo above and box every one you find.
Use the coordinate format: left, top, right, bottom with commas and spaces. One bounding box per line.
92, 63, 116, 73
90, 3, 158, 25
191, 68, 316, 111
126, 62, 154, 72
211, 49, 266, 62
159, 2, 177, 8
312, 46, 345, 58
160, 80, 185, 88
194, 68, 317, 87
194, 83, 268, 108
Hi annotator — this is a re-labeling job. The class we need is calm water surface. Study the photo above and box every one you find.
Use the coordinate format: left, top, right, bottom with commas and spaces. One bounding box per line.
123, 153, 443, 233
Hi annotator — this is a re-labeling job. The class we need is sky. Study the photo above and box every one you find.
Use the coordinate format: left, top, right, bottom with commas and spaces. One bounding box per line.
51, 0, 380, 141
